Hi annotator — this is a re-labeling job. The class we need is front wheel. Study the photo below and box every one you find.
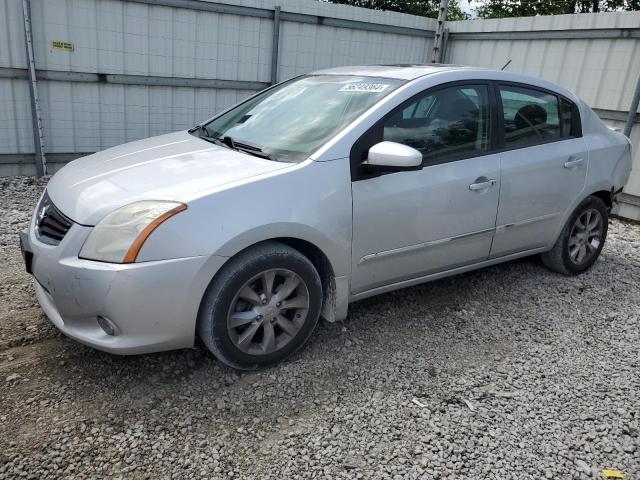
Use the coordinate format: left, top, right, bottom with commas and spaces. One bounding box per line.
541, 196, 608, 275
197, 241, 323, 370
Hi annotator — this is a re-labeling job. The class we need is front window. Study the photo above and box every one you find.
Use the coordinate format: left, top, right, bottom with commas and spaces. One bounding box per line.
382, 84, 491, 165
200, 75, 404, 163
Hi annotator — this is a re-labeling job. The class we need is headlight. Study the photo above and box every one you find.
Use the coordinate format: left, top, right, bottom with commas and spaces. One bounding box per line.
79, 201, 187, 263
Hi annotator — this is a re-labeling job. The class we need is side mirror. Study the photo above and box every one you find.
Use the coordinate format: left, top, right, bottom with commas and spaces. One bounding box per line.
364, 141, 422, 170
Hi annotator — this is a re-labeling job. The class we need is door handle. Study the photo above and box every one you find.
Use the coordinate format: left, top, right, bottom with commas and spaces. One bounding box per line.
564, 157, 584, 169
469, 178, 497, 191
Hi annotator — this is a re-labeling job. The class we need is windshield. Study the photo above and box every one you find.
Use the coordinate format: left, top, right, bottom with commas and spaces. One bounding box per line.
200, 75, 404, 162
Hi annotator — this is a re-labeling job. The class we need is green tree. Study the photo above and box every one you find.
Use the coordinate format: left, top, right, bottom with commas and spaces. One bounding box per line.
326, 0, 470, 20
474, 0, 640, 18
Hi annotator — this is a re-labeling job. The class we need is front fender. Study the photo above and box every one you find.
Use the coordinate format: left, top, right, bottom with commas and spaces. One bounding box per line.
213, 222, 349, 277
136, 159, 353, 277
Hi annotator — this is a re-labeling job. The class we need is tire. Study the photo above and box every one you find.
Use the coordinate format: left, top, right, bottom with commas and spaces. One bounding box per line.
540, 196, 608, 275
197, 241, 323, 370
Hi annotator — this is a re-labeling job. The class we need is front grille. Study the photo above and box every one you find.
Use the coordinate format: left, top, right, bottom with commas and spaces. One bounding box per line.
34, 192, 73, 245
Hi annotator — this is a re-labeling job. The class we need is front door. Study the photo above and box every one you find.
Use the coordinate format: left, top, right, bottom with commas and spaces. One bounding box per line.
350, 83, 501, 294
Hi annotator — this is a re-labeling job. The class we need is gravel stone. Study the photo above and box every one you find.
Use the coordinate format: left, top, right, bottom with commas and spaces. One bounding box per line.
0, 176, 639, 479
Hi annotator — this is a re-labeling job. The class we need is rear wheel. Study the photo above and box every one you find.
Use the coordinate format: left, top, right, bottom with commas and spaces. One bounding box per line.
541, 196, 608, 275
197, 241, 323, 370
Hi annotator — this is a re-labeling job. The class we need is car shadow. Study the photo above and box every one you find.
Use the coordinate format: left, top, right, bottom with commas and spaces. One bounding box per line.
39, 242, 628, 410
49, 254, 545, 382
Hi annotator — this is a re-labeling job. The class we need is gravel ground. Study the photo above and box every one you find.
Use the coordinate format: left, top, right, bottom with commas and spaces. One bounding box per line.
1, 175, 639, 479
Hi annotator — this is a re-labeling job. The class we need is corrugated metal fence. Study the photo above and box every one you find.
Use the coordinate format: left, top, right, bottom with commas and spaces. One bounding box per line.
0, 0, 436, 172
1, 0, 639, 218
447, 13, 640, 220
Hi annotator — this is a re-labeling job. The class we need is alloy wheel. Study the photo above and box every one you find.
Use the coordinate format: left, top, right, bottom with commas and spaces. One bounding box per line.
568, 208, 603, 265
227, 269, 310, 356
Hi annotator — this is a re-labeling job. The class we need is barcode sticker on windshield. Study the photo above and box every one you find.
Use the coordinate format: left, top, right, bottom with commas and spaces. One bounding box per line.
339, 83, 390, 93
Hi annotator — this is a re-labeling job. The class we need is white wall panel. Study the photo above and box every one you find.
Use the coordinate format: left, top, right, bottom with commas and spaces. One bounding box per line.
22, 0, 435, 80
27, 0, 274, 81
448, 12, 640, 112
448, 37, 640, 112
1, 0, 437, 160
279, 23, 431, 81
33, 80, 253, 153
0, 0, 28, 68
0, 79, 33, 153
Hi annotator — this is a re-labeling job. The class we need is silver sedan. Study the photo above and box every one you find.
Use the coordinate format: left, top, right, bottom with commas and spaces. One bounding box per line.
20, 65, 632, 369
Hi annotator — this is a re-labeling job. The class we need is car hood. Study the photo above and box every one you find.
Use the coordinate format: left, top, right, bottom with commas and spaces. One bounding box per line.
46, 131, 292, 225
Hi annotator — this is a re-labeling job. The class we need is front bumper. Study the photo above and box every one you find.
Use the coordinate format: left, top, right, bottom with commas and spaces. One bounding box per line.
22, 220, 226, 355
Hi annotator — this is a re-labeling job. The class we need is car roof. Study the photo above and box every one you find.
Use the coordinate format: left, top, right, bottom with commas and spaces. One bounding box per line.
309, 64, 579, 103
310, 64, 484, 80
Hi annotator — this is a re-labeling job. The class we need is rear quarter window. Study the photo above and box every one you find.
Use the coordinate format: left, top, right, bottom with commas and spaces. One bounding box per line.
560, 98, 581, 137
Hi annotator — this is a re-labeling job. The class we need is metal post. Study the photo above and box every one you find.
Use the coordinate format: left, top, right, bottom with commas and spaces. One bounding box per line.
431, 0, 449, 63
22, 0, 46, 176
270, 6, 281, 85
441, 27, 450, 64
623, 71, 640, 138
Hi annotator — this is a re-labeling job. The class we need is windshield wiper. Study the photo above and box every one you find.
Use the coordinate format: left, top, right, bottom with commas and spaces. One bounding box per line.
237, 148, 276, 161
189, 123, 212, 137
197, 135, 223, 147
191, 125, 234, 150
191, 126, 276, 160
190, 124, 215, 142
215, 136, 276, 161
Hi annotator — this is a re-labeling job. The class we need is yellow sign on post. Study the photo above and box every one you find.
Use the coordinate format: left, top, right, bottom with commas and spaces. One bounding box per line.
51, 41, 74, 52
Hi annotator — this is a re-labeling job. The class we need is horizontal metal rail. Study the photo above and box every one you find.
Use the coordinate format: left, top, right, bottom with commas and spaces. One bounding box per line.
0, 67, 270, 90
125, 0, 435, 37
593, 108, 640, 124
620, 192, 640, 207
0, 153, 93, 165
3, 69, 639, 124
126, 0, 273, 18
449, 28, 640, 41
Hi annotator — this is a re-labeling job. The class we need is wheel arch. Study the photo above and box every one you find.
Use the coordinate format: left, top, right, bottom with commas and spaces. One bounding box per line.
548, 185, 613, 250
271, 237, 334, 289
588, 189, 614, 212
541, 192, 609, 275
200, 231, 346, 331
213, 223, 348, 275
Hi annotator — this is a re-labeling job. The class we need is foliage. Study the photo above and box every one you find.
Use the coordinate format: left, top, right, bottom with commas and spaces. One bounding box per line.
325, 0, 640, 20
326, 0, 470, 20
474, 0, 640, 18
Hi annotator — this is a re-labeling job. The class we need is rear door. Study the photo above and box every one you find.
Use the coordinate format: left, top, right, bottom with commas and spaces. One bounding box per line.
490, 84, 588, 258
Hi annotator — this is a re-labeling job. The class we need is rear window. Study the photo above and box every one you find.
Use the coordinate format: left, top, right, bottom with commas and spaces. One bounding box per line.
499, 85, 560, 148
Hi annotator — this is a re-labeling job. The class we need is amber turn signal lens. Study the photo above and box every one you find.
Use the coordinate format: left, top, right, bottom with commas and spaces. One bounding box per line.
122, 204, 187, 263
